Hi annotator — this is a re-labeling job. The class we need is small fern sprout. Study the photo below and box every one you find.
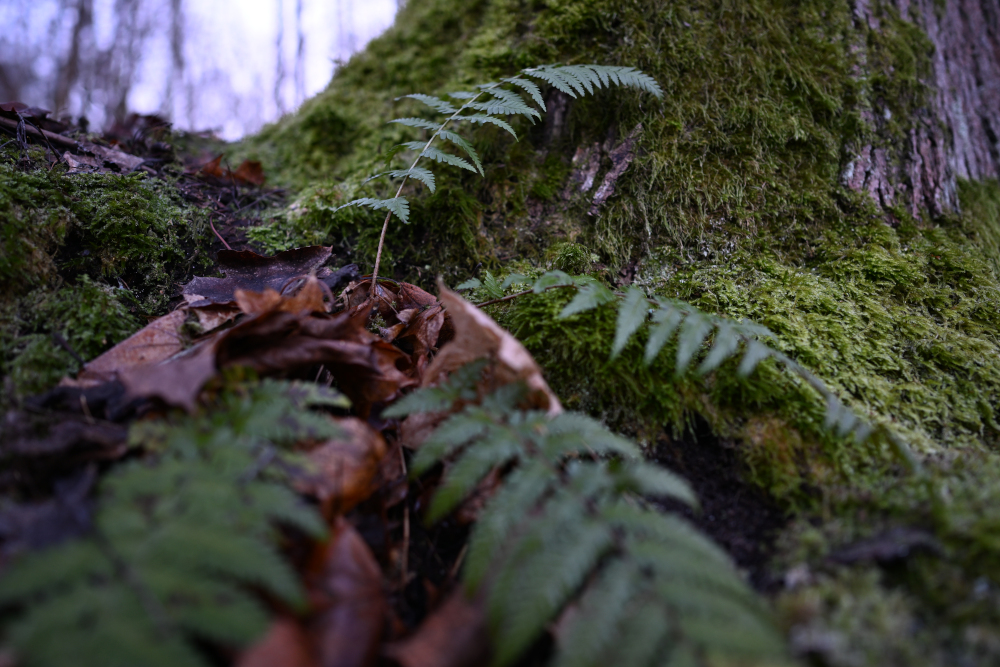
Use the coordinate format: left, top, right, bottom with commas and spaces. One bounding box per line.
337, 65, 663, 298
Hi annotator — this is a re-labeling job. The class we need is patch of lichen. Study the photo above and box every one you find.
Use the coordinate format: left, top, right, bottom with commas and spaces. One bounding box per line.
0, 146, 213, 401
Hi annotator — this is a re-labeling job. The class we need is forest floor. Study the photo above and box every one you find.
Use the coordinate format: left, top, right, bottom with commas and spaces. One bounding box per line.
1, 106, 792, 667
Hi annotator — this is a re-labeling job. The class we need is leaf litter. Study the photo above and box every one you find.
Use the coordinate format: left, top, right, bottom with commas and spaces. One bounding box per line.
0, 241, 752, 667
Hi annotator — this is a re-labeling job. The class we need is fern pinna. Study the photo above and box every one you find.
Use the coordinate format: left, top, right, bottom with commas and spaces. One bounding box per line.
337, 65, 663, 290
460, 269, 922, 466
0, 380, 342, 667
385, 363, 788, 667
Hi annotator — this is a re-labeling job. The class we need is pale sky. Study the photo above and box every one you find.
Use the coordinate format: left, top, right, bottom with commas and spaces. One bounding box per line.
0, 0, 398, 139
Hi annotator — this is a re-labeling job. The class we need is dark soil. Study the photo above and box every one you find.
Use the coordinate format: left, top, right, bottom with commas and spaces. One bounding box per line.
651, 421, 788, 590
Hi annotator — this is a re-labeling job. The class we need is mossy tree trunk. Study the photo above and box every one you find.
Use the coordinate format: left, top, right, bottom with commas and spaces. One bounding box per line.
846, 0, 1000, 217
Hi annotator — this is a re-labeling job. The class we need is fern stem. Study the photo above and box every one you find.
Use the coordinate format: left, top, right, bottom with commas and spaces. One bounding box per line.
369, 85, 502, 299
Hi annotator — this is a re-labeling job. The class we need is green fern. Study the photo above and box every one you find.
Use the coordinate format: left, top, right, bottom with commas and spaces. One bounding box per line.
0, 379, 340, 667
391, 366, 788, 667
485, 270, 900, 446
341, 64, 662, 286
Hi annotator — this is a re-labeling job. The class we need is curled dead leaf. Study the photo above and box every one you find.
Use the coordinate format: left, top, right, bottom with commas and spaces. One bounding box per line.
71, 309, 189, 387
426, 281, 560, 414
295, 418, 388, 517
182, 246, 334, 305
306, 518, 386, 667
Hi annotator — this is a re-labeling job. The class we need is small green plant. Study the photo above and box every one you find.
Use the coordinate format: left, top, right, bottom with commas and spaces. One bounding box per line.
0, 380, 344, 667
335, 65, 663, 291
385, 363, 789, 667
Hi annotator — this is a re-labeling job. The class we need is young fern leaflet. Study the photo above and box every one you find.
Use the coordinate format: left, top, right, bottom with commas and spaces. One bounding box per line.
339, 65, 663, 296
384, 367, 788, 667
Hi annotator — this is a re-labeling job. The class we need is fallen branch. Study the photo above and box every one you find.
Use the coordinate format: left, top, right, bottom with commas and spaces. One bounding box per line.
0, 116, 78, 150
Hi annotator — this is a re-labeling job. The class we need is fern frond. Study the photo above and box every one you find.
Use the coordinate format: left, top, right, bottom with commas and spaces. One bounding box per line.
399, 142, 478, 173
644, 302, 685, 364
454, 114, 518, 139
0, 380, 333, 667
524, 66, 584, 97
337, 197, 410, 223
383, 359, 487, 418
364, 167, 436, 192
532, 270, 575, 293
558, 281, 615, 319
612, 287, 649, 359
410, 410, 494, 475
500, 273, 530, 290
737, 338, 775, 376
502, 76, 546, 110
388, 116, 441, 131
464, 460, 553, 589
675, 311, 713, 373
472, 88, 541, 121
447, 91, 478, 99
438, 130, 484, 174
400, 93, 457, 115
544, 412, 640, 459
616, 461, 697, 506
427, 428, 522, 521
551, 559, 638, 667
490, 504, 614, 667
407, 380, 787, 667
697, 320, 740, 375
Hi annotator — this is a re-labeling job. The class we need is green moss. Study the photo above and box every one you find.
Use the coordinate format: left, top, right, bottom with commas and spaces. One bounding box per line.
0, 147, 213, 400
0, 156, 73, 293
957, 178, 1000, 275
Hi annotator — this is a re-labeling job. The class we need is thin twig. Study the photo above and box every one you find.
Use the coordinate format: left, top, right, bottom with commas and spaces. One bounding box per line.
209, 219, 232, 250
474, 288, 533, 308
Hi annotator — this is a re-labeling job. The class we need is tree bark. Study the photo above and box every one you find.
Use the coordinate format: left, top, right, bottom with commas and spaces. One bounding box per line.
845, 0, 1000, 217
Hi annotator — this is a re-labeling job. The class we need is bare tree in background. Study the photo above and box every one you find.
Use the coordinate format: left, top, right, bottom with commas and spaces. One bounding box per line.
0, 0, 398, 136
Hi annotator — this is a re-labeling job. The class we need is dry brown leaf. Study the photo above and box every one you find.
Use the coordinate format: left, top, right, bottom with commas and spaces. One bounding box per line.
295, 418, 387, 516
236, 618, 318, 667
119, 339, 219, 412
72, 309, 189, 387
307, 518, 386, 667
120, 301, 413, 413
182, 247, 333, 305
383, 589, 490, 667
426, 281, 560, 414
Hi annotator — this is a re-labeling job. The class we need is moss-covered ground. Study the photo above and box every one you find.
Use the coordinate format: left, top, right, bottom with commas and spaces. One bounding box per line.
233, 0, 1000, 662
0, 144, 213, 401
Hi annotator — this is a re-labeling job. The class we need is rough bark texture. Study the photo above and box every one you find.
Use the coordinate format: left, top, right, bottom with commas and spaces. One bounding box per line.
847, 0, 1000, 216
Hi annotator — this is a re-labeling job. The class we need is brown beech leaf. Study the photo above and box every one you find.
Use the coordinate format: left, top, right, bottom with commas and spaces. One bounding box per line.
72, 309, 189, 387
120, 299, 413, 413
307, 518, 386, 667
295, 418, 388, 516
232, 159, 267, 186
182, 247, 334, 305
426, 281, 560, 414
120, 339, 219, 412
234, 276, 329, 318
383, 589, 490, 667
236, 618, 319, 667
